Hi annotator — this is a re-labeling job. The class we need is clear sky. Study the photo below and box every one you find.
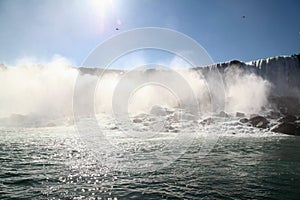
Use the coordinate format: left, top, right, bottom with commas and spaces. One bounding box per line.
0, 0, 300, 67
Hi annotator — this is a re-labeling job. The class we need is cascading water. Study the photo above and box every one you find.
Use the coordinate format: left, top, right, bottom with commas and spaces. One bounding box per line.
0, 54, 299, 127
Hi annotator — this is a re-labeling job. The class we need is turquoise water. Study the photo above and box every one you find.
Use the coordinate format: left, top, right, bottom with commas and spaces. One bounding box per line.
1, 127, 300, 199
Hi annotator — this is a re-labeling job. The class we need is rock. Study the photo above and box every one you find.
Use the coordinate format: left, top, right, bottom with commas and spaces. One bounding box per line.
166, 126, 175, 130
150, 105, 167, 116
133, 118, 143, 123
267, 111, 281, 119
278, 115, 297, 123
239, 118, 248, 123
271, 122, 300, 136
248, 115, 269, 129
200, 117, 214, 125
110, 126, 118, 130
269, 96, 300, 115
236, 112, 245, 118
143, 122, 150, 126
229, 60, 244, 66
250, 114, 259, 118
219, 111, 229, 118
134, 113, 148, 119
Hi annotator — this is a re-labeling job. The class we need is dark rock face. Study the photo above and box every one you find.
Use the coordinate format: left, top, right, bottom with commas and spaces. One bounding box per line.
229, 60, 244, 67
248, 116, 269, 129
269, 97, 300, 115
271, 122, 300, 136
278, 115, 297, 123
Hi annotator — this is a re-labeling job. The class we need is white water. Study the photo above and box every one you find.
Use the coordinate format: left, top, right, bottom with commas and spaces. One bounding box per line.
0, 55, 299, 127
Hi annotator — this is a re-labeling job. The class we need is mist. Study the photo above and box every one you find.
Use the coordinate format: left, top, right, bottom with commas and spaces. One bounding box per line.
224, 65, 271, 114
0, 56, 275, 126
0, 57, 77, 118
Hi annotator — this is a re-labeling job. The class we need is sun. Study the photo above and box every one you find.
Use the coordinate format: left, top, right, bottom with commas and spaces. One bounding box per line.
89, 0, 115, 32
90, 0, 113, 13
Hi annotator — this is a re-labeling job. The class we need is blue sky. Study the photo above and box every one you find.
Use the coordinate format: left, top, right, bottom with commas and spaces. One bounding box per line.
0, 0, 299, 67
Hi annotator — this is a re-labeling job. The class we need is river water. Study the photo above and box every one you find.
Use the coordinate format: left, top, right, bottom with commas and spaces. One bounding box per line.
1, 122, 300, 199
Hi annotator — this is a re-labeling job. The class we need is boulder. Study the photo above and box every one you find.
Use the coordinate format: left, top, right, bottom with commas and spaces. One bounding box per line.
219, 111, 229, 118
236, 112, 245, 118
250, 114, 259, 118
200, 117, 214, 125
239, 118, 248, 123
271, 122, 300, 136
278, 115, 297, 123
133, 118, 143, 123
249, 115, 269, 129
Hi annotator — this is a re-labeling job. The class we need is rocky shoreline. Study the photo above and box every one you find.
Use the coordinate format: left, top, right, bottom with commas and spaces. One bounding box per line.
238, 113, 300, 136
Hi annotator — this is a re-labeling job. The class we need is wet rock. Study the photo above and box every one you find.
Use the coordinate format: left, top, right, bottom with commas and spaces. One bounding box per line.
133, 118, 143, 123
239, 118, 248, 123
110, 126, 118, 130
219, 111, 229, 118
249, 115, 269, 129
278, 115, 297, 123
200, 117, 214, 125
236, 112, 245, 118
271, 122, 300, 136
166, 126, 175, 130
250, 114, 259, 118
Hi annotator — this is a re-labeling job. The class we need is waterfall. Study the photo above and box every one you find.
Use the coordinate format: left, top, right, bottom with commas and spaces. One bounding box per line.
197, 54, 300, 99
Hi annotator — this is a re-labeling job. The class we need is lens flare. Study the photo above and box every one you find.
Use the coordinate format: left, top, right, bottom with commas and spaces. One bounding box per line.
117, 19, 122, 26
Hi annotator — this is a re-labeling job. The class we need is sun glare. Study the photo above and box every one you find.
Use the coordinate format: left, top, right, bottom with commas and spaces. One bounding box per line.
89, 0, 115, 32
90, 0, 113, 13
